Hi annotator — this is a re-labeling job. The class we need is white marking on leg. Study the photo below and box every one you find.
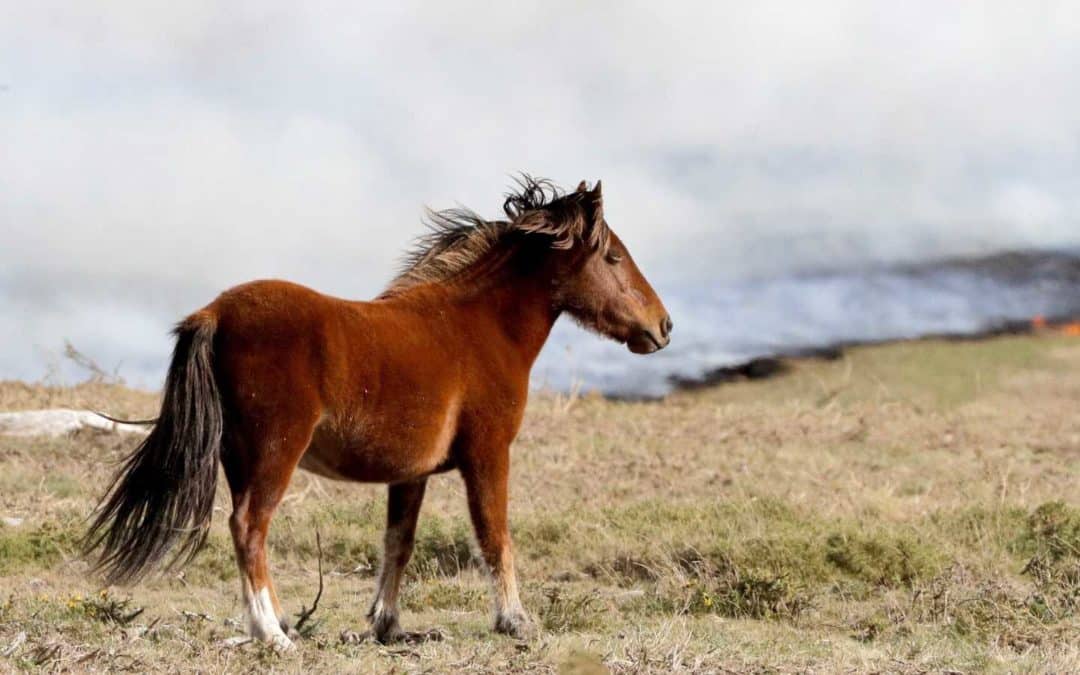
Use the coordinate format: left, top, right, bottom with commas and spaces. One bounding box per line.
242, 579, 294, 651
369, 526, 406, 638
501, 567, 524, 616
489, 546, 530, 636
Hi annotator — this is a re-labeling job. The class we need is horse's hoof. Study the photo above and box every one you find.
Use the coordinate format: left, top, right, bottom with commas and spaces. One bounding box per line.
370, 619, 406, 644
376, 627, 405, 644
495, 612, 535, 640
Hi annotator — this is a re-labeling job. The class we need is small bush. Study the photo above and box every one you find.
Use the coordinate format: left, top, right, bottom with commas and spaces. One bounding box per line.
825, 530, 941, 587
1015, 502, 1080, 621
687, 572, 806, 619
1017, 501, 1080, 563
0, 517, 80, 574
539, 586, 603, 633
67, 589, 144, 625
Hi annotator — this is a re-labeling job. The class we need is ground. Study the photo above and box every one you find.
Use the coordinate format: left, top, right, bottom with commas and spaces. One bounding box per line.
1, 334, 1079, 673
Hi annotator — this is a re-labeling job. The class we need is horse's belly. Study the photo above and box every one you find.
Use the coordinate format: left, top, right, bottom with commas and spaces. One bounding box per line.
298, 417, 454, 483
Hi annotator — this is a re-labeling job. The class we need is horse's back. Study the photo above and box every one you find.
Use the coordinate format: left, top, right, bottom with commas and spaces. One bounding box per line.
210, 279, 338, 333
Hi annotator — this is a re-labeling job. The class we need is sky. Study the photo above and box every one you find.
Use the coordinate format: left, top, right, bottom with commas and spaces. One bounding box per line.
2, 2, 1080, 385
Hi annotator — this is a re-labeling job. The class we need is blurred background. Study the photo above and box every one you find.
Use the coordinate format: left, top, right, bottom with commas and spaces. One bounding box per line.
3, 2, 1080, 396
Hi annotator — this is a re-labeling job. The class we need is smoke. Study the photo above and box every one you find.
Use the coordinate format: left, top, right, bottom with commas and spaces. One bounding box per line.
3, 2, 1080, 385
536, 250, 1080, 397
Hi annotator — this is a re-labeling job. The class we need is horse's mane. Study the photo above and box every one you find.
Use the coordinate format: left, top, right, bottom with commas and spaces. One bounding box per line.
382, 176, 609, 296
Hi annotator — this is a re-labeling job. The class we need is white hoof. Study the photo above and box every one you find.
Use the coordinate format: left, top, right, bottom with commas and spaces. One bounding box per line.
244, 584, 295, 652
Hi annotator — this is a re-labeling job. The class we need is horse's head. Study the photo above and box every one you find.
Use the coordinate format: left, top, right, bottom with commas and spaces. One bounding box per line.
526, 180, 672, 354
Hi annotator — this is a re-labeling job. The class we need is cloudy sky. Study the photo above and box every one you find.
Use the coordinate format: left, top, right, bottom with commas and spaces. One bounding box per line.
3, 2, 1080, 384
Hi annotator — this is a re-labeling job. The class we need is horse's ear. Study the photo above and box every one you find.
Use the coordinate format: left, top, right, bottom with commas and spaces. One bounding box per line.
576, 180, 589, 193
591, 180, 604, 223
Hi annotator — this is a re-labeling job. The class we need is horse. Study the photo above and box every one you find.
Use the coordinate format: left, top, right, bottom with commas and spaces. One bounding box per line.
82, 176, 672, 650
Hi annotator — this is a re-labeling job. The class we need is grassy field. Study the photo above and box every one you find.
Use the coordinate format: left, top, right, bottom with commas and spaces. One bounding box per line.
1, 334, 1079, 673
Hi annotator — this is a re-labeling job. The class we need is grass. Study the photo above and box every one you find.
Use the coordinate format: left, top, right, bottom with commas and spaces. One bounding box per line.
1, 334, 1079, 672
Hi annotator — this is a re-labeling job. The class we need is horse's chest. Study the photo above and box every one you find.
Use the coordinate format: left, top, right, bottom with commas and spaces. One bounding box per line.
299, 398, 461, 483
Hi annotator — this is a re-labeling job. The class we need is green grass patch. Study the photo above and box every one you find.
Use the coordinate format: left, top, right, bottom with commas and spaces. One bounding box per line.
824, 529, 942, 587
270, 501, 384, 575
704, 334, 1069, 408
411, 517, 477, 578
1016, 501, 1080, 563
402, 579, 485, 612
0, 516, 82, 574
1014, 501, 1080, 622
585, 498, 942, 590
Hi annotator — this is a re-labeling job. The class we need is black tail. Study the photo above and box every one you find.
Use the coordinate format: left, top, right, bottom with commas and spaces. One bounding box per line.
82, 314, 223, 585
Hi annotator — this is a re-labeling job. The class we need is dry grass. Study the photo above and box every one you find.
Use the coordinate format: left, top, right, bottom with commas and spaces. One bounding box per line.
1, 334, 1079, 673
0, 381, 157, 418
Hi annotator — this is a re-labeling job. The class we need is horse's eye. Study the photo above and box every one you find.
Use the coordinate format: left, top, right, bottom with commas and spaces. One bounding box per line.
605, 252, 623, 265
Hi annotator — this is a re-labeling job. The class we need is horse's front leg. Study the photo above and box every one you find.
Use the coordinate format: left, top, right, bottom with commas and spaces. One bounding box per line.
367, 478, 428, 643
460, 448, 533, 639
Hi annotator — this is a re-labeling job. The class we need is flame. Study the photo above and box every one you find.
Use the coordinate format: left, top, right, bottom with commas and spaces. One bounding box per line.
1030, 316, 1080, 336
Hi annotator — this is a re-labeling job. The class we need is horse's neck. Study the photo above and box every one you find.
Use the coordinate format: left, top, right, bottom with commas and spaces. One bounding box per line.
449, 273, 559, 367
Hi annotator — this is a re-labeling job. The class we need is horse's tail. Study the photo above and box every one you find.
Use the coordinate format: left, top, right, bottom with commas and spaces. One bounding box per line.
82, 311, 223, 585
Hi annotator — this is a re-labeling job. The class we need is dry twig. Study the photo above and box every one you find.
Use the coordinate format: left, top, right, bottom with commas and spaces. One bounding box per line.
294, 529, 325, 637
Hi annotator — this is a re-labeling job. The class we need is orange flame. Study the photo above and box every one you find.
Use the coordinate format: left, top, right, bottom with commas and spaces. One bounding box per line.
1031, 316, 1080, 336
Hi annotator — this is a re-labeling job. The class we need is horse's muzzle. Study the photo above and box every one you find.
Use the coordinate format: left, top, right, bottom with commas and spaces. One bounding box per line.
627, 316, 672, 354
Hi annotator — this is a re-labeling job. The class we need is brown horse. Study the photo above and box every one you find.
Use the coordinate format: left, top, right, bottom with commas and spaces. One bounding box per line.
83, 177, 671, 650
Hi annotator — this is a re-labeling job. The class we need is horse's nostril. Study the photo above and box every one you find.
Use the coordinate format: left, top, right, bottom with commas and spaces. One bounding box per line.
661, 316, 673, 338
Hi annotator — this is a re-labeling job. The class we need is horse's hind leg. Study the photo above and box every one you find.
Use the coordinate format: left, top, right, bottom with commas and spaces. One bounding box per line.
224, 419, 316, 651
229, 491, 290, 650
367, 478, 428, 643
